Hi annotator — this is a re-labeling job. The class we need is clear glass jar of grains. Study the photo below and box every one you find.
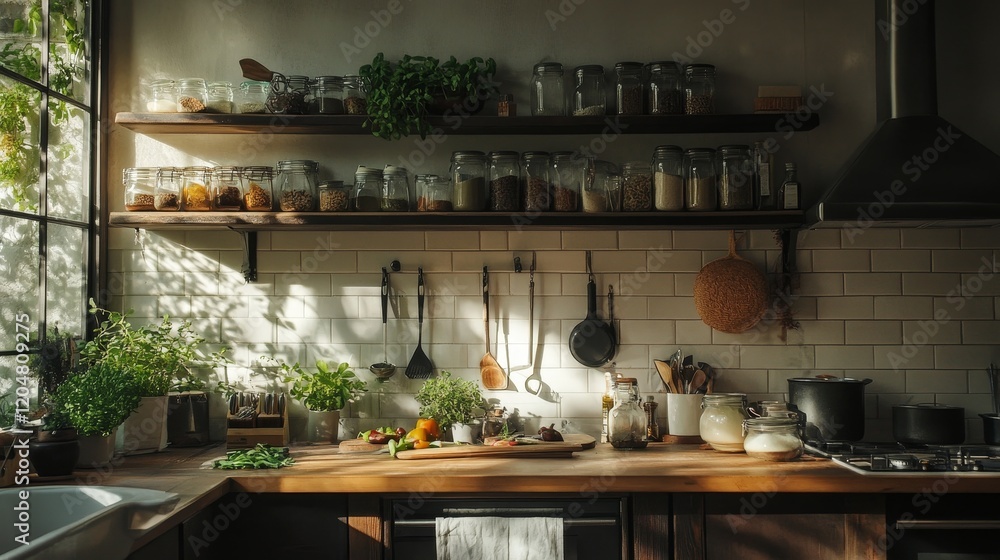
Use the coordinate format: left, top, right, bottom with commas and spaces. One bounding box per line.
275, 160, 318, 211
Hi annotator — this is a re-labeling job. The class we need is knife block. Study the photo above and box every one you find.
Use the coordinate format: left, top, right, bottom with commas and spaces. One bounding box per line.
226, 407, 289, 449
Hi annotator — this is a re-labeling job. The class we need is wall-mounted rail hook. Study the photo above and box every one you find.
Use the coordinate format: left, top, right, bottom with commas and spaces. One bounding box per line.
389, 260, 401, 272
514, 256, 522, 273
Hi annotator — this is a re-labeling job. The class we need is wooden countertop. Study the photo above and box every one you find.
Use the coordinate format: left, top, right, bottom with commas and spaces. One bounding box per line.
65, 441, 1000, 551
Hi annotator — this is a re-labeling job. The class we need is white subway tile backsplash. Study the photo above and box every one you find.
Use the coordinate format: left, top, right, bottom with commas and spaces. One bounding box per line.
845, 321, 902, 345
674, 274, 697, 296
741, 346, 814, 369
797, 273, 844, 296
934, 345, 1000, 369
871, 250, 930, 272
933, 296, 994, 320
618, 231, 673, 250
647, 297, 699, 320
359, 251, 452, 273
934, 393, 993, 417
900, 229, 960, 249
817, 296, 874, 319
812, 250, 871, 272
962, 321, 1000, 344
274, 274, 332, 297
426, 231, 479, 250
618, 321, 675, 345
932, 249, 993, 272
902, 320, 962, 344
591, 250, 648, 273
815, 345, 875, 369
747, 230, 780, 250
675, 320, 713, 345
561, 231, 618, 249
480, 231, 508, 251
901, 273, 960, 295
788, 321, 845, 345
841, 228, 899, 249
656, 251, 703, 272
844, 273, 901, 295
960, 228, 1000, 249
796, 229, 841, 249
307, 252, 358, 273
961, 273, 1000, 296
905, 370, 968, 394
873, 344, 934, 370
874, 296, 933, 319
509, 231, 562, 250
258, 251, 301, 273
673, 230, 731, 250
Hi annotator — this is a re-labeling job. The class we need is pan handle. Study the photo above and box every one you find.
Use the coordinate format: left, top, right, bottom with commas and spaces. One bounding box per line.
380, 267, 389, 325
417, 267, 424, 325
483, 266, 491, 352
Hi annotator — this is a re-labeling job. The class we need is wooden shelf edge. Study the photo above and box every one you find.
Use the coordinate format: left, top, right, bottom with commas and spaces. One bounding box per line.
114, 112, 819, 135
107, 210, 805, 231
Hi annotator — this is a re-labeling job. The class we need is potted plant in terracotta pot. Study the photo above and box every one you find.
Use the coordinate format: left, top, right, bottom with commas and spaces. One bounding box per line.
80, 300, 226, 455
279, 360, 367, 443
415, 371, 486, 443
53, 362, 142, 468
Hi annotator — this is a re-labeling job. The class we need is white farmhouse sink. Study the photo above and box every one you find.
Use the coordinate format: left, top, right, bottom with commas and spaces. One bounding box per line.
0, 486, 178, 560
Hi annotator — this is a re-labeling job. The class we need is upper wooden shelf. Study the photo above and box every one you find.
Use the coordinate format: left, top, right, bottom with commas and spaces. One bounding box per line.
114, 112, 819, 135
108, 210, 805, 231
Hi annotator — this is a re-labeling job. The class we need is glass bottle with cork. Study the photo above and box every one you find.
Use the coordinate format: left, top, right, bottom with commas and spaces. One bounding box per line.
753, 140, 774, 210
779, 162, 800, 210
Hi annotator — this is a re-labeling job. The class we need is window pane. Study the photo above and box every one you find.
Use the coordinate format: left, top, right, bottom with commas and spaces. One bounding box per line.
0, 0, 42, 84
47, 97, 88, 221
0, 75, 41, 214
46, 223, 85, 338
49, 0, 90, 103
0, 216, 40, 351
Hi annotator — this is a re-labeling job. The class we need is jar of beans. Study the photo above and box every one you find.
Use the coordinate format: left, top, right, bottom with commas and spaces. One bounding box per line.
614, 62, 644, 115
652, 145, 684, 211
530, 62, 566, 116
242, 166, 274, 211
154, 167, 182, 211
573, 65, 606, 116
488, 151, 520, 211
276, 160, 318, 211
550, 152, 581, 212
717, 145, 755, 210
267, 74, 310, 115
648, 62, 683, 115
621, 161, 653, 211
211, 166, 243, 211
318, 180, 351, 212
181, 167, 212, 211
342, 75, 367, 115
684, 64, 716, 115
123, 167, 158, 211
450, 151, 488, 211
684, 148, 718, 211
382, 166, 411, 211
417, 175, 453, 212
353, 166, 383, 211
521, 151, 551, 212
176, 78, 208, 113
238, 81, 269, 114
310, 76, 344, 115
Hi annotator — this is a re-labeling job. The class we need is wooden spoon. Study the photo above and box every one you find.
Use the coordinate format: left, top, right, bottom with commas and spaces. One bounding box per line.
480, 266, 507, 390
239, 58, 275, 82
689, 369, 707, 395
653, 359, 679, 393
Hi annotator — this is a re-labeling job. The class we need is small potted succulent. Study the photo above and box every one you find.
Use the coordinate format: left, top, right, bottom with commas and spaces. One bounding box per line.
415, 371, 486, 443
278, 360, 367, 443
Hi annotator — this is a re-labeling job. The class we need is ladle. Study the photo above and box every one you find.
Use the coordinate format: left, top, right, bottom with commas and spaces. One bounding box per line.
369, 267, 396, 382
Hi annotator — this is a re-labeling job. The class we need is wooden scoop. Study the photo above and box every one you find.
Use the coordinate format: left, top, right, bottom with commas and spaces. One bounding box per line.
480, 266, 507, 390
239, 58, 275, 82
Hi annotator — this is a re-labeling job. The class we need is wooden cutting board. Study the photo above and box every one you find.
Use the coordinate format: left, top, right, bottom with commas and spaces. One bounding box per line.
395, 434, 596, 460
338, 438, 388, 454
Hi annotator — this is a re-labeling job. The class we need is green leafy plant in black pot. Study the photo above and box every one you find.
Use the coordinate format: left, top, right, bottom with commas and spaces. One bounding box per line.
358, 53, 498, 140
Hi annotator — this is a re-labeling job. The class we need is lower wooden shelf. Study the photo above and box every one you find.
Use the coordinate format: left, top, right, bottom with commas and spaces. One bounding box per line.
108, 210, 804, 231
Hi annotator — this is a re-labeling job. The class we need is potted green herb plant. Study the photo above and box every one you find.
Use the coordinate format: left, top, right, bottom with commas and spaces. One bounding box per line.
80, 300, 226, 455
278, 360, 367, 443
358, 53, 498, 140
52, 362, 143, 468
26, 327, 82, 477
414, 371, 486, 443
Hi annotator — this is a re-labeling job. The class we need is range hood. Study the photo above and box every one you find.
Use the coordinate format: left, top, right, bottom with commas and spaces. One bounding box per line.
807, 0, 1000, 228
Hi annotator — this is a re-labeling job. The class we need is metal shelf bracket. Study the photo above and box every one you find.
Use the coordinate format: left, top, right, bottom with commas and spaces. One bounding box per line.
237, 230, 258, 283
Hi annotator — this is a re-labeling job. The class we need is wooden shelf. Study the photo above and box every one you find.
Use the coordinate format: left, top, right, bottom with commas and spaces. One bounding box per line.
114, 112, 819, 135
108, 210, 805, 231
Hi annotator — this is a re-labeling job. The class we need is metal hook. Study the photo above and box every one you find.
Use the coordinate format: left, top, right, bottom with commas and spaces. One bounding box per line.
514, 256, 522, 273
586, 250, 593, 281
529, 251, 536, 282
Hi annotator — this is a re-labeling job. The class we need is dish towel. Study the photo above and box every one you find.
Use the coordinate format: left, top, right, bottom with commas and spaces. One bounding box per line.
435, 516, 563, 560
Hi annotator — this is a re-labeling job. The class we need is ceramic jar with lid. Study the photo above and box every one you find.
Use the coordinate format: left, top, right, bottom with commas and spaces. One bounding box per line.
241, 166, 274, 211
700, 393, 749, 452
450, 151, 487, 211
123, 167, 158, 211
743, 417, 803, 461
530, 62, 566, 116
275, 160, 318, 211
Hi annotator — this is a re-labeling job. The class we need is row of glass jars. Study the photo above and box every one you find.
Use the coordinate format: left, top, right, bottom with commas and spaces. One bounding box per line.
699, 394, 804, 461
146, 76, 368, 115
531, 61, 715, 117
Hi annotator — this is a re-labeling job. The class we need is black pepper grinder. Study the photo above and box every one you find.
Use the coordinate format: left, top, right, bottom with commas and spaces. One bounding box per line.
643, 395, 659, 441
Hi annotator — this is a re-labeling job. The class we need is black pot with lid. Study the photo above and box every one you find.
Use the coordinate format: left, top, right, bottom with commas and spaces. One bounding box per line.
787, 376, 872, 442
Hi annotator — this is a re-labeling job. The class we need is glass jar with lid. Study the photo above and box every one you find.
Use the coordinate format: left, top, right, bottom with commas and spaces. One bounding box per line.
572, 65, 605, 116
181, 167, 212, 211
648, 61, 683, 115
717, 144, 755, 210
206, 81, 234, 113
238, 81, 269, 114
652, 145, 684, 211
550, 151, 580, 212
743, 417, 803, 461
382, 166, 411, 211
621, 161, 652, 211
267, 74, 310, 114
450, 151, 487, 211
353, 166, 383, 211
416, 175, 453, 212
608, 378, 648, 450
310, 76, 344, 115
318, 180, 350, 212
275, 160, 318, 211
342, 75, 367, 115
154, 167, 182, 211
684, 64, 716, 115
146, 79, 177, 112
530, 62, 566, 116
488, 151, 520, 211
521, 151, 551, 212
176, 78, 208, 113
211, 166, 243, 211
700, 393, 749, 452
583, 160, 620, 213
684, 148, 718, 211
123, 167, 158, 211
241, 166, 274, 211
614, 62, 644, 115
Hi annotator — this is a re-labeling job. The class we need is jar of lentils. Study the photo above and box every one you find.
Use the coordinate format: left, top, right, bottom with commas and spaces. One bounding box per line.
521, 151, 551, 212
648, 62, 683, 115
276, 160, 318, 211
550, 152, 581, 212
353, 166, 383, 211
684, 64, 716, 115
310, 76, 344, 115
488, 151, 520, 211
318, 180, 350, 212
211, 166, 243, 211
242, 166, 274, 211
621, 161, 652, 211
176, 78, 208, 113
614, 62, 644, 115
123, 167, 158, 211
342, 75, 367, 115
382, 165, 411, 211
154, 167, 182, 211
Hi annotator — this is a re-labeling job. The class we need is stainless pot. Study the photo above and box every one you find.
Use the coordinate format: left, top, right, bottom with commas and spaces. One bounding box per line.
787, 377, 872, 442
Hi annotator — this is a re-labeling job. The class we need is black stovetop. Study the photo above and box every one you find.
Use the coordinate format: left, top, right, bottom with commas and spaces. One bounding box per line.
806, 441, 1000, 473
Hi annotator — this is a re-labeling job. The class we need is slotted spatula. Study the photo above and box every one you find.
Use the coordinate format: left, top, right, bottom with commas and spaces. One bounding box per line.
405, 267, 433, 379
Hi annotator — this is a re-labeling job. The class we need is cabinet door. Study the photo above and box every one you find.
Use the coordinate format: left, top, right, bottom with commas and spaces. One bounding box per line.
674, 493, 885, 560
181, 493, 348, 559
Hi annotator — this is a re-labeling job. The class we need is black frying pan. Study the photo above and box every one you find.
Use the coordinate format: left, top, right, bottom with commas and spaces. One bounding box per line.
568, 252, 617, 368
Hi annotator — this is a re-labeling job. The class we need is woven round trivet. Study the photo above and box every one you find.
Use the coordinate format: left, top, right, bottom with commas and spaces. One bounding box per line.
693, 231, 769, 333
